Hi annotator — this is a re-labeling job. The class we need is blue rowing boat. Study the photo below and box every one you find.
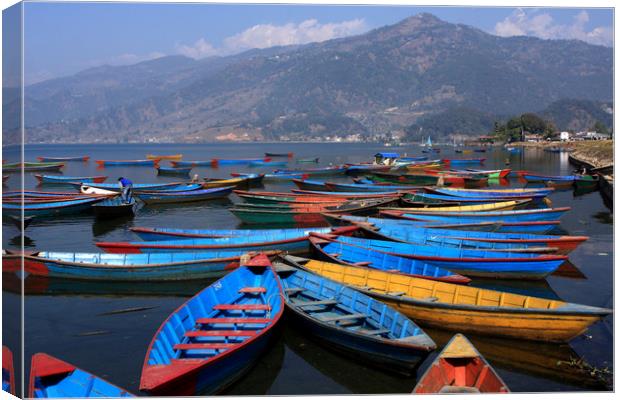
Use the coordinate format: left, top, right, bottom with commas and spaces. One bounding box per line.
96, 226, 357, 254
292, 179, 330, 191
35, 175, 108, 184
387, 207, 570, 223
400, 156, 428, 162
442, 158, 485, 165
92, 197, 136, 217
292, 189, 403, 196
4, 249, 279, 281
171, 160, 213, 167
274, 166, 347, 176
29, 353, 133, 397
135, 186, 233, 204
328, 235, 566, 279
352, 219, 586, 254
157, 167, 192, 176
73, 182, 202, 192
356, 223, 557, 253
405, 192, 538, 205
96, 159, 157, 166
3, 196, 107, 217
130, 226, 337, 240
428, 187, 554, 199
263, 173, 308, 180
309, 235, 471, 283
325, 181, 414, 192
324, 213, 561, 234
37, 156, 89, 162
522, 174, 576, 183
139, 254, 284, 395
212, 158, 268, 165
275, 257, 436, 370
249, 160, 288, 167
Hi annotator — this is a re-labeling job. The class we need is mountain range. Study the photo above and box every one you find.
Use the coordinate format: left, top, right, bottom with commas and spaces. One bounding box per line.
6, 13, 613, 144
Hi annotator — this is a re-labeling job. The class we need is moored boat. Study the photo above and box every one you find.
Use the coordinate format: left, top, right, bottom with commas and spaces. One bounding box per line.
92, 197, 136, 217
229, 173, 265, 185
296, 157, 319, 163
72, 181, 200, 192
442, 158, 486, 165
135, 186, 234, 204
37, 156, 89, 162
285, 256, 612, 342
265, 152, 294, 157
130, 226, 343, 240
211, 157, 270, 166
249, 160, 288, 167
381, 207, 570, 224
325, 181, 414, 192
309, 235, 470, 283
2, 346, 14, 395
171, 160, 213, 167
29, 353, 133, 397
35, 174, 108, 184
522, 173, 576, 183
146, 154, 182, 160
427, 186, 554, 199
95, 226, 357, 254
157, 167, 192, 176
380, 199, 528, 213
95, 159, 158, 166
3, 196, 108, 217
202, 177, 249, 189
413, 334, 509, 394
3, 249, 280, 281
312, 234, 566, 280
292, 179, 330, 191
275, 259, 437, 371
3, 162, 65, 173
139, 254, 284, 395
274, 165, 347, 176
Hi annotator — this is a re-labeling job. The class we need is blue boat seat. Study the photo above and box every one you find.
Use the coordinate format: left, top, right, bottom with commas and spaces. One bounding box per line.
284, 287, 305, 294
197, 317, 270, 324
185, 330, 257, 337
321, 313, 367, 322
213, 304, 270, 311
293, 299, 338, 308
174, 343, 234, 351
356, 328, 390, 336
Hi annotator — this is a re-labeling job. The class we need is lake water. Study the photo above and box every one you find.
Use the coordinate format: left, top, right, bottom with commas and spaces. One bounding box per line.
2, 142, 613, 396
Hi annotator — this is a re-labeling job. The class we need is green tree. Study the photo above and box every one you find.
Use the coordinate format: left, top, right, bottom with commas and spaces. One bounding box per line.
593, 121, 609, 134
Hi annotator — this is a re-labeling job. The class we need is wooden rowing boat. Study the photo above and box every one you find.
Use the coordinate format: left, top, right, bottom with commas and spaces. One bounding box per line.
413, 334, 509, 393
381, 207, 571, 223
135, 187, 234, 204
95, 226, 357, 254
130, 226, 343, 240
92, 197, 136, 217
274, 259, 436, 371
284, 256, 612, 342
3, 249, 280, 281
95, 159, 158, 166
2, 346, 14, 396
157, 167, 192, 176
312, 234, 566, 280
442, 158, 486, 165
379, 199, 527, 213
265, 152, 293, 157
146, 154, 182, 161
296, 157, 319, 163
309, 235, 470, 283
3, 196, 108, 217
3, 162, 65, 173
37, 156, 89, 162
202, 177, 248, 189
29, 353, 133, 397
428, 186, 554, 198
139, 254, 284, 395
211, 158, 270, 166
35, 174, 108, 184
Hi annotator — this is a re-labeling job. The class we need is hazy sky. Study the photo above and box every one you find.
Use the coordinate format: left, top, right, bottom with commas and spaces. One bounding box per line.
18, 2, 614, 85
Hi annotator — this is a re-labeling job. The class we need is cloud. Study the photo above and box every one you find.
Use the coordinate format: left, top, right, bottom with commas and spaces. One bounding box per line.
176, 18, 368, 59
176, 38, 218, 59
494, 9, 613, 47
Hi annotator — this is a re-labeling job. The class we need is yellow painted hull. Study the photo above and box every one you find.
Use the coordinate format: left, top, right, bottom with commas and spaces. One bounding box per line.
202, 177, 245, 189
146, 154, 183, 161
382, 200, 521, 212
407, 163, 442, 170
297, 259, 610, 343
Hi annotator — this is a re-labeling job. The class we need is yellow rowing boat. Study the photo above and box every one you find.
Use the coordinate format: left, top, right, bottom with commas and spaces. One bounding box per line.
146, 154, 183, 161
202, 177, 246, 189
283, 256, 611, 343
380, 200, 524, 213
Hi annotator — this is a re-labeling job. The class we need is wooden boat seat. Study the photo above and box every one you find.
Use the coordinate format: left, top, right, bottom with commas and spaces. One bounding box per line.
213, 304, 270, 311
174, 343, 235, 351
438, 386, 481, 394
321, 313, 367, 322
353, 261, 372, 266
284, 287, 305, 294
356, 328, 390, 336
293, 299, 338, 308
197, 317, 271, 325
239, 287, 266, 294
185, 330, 257, 338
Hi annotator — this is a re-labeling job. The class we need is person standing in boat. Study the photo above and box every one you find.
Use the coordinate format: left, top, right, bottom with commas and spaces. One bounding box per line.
118, 177, 133, 204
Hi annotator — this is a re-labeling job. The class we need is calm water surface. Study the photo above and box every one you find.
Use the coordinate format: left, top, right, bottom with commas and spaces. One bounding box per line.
2, 143, 613, 396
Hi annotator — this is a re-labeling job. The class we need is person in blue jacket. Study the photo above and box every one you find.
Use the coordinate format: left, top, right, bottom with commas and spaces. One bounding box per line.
118, 177, 133, 203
